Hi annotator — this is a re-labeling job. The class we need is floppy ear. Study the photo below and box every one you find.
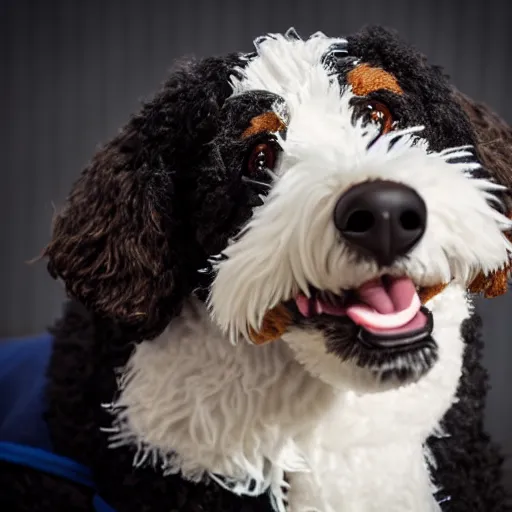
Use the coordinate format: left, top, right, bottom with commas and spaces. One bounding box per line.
453, 89, 512, 297
44, 56, 240, 339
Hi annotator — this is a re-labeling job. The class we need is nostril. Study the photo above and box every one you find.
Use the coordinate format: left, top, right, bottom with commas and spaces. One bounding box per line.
344, 210, 375, 233
399, 210, 423, 231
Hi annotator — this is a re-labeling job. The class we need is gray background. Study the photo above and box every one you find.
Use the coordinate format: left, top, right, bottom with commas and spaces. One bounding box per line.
1, 0, 511, 489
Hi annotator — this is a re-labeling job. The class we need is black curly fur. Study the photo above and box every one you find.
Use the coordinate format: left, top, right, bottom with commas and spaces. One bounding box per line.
346, 26, 478, 154
0, 462, 93, 512
43, 54, 248, 342
427, 315, 511, 511
2, 25, 510, 512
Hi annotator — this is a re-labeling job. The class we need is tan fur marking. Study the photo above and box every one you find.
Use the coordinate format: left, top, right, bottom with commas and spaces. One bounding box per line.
347, 63, 403, 97
249, 304, 293, 345
242, 112, 287, 139
418, 283, 449, 305
468, 213, 512, 298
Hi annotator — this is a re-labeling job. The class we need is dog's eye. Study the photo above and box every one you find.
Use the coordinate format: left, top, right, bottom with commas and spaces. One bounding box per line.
246, 141, 278, 175
363, 101, 394, 135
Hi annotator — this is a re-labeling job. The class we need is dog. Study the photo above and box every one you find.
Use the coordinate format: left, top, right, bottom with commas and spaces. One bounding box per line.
1, 26, 511, 512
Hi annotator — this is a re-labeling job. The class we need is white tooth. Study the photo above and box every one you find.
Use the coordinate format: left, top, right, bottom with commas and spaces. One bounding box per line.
316, 300, 323, 314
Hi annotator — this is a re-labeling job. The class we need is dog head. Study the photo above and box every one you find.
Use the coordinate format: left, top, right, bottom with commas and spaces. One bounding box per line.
45, 27, 512, 390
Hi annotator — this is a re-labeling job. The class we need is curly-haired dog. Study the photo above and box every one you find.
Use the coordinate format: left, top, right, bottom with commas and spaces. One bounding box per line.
1, 26, 511, 512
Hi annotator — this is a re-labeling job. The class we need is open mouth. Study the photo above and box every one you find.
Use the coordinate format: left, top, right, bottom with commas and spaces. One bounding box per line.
283, 275, 438, 383
293, 275, 434, 351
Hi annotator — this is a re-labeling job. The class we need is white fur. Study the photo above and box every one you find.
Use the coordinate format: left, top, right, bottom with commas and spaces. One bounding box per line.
287, 442, 440, 512
105, 298, 335, 509
231, 31, 347, 100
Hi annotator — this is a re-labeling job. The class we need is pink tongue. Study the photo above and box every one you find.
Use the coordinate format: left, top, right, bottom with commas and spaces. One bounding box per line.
346, 277, 421, 330
293, 277, 424, 333
295, 294, 311, 317
356, 278, 394, 314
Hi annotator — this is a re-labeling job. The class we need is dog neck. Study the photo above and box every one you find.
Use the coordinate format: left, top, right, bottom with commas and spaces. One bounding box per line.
287, 441, 442, 512
105, 297, 335, 500
104, 287, 466, 511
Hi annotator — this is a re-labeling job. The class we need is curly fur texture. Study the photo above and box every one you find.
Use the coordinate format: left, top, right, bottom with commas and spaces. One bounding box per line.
454, 89, 512, 210
427, 315, 509, 511
0, 462, 93, 512
3, 25, 512, 512
44, 54, 246, 341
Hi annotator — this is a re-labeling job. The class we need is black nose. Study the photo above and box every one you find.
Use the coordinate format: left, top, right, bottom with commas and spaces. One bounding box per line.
334, 180, 427, 266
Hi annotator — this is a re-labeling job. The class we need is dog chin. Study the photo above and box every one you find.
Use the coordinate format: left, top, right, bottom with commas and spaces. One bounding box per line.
288, 312, 438, 388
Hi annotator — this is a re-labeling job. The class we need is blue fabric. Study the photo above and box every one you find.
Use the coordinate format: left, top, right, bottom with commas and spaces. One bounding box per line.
93, 494, 118, 512
0, 333, 54, 450
0, 334, 117, 512
0, 441, 113, 511
0, 441, 94, 487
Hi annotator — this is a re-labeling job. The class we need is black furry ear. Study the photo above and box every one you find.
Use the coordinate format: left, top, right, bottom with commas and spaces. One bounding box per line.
44, 55, 242, 339
44, 130, 182, 339
454, 89, 512, 297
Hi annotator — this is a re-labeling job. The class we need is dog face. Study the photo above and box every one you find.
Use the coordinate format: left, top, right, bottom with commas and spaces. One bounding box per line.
208, 28, 512, 388
45, 27, 512, 389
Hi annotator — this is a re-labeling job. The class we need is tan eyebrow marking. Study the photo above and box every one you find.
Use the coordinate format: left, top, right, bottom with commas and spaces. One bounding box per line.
347, 63, 403, 96
242, 112, 287, 139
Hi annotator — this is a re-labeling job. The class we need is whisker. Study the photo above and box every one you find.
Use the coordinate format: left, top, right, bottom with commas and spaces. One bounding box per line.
442, 151, 474, 162
439, 144, 473, 156
265, 168, 278, 180
242, 176, 271, 189
385, 125, 425, 142
208, 253, 228, 262
232, 226, 250, 242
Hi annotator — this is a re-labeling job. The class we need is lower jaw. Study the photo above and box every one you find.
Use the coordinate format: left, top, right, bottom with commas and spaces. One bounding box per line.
357, 307, 434, 351
365, 344, 438, 384
288, 305, 438, 384
337, 333, 438, 384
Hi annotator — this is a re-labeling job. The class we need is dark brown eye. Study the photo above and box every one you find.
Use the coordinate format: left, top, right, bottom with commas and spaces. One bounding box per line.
366, 101, 394, 135
246, 142, 277, 175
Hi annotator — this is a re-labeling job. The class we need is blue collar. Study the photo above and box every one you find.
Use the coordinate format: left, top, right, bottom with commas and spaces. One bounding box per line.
0, 441, 115, 512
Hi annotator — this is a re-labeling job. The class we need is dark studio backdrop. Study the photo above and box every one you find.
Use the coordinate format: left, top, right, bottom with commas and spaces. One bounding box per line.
1, 0, 511, 490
